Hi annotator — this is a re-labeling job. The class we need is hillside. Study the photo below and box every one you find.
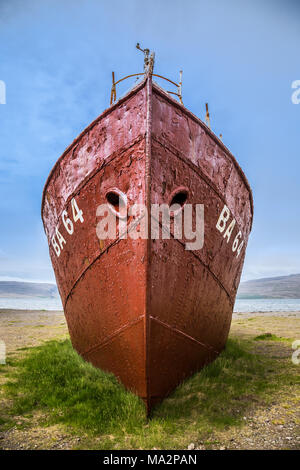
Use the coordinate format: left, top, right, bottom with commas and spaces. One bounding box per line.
1, 274, 300, 300
237, 274, 300, 299
0, 281, 59, 298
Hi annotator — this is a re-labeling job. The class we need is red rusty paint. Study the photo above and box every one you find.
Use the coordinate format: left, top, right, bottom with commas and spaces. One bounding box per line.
41, 75, 253, 413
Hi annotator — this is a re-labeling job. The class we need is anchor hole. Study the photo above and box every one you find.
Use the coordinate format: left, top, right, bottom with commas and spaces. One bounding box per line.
169, 188, 189, 216
170, 190, 188, 207
105, 189, 127, 218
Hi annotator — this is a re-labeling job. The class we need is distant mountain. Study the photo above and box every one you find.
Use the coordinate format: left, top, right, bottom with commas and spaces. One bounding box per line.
237, 274, 300, 299
0, 281, 59, 298
2, 275, 300, 300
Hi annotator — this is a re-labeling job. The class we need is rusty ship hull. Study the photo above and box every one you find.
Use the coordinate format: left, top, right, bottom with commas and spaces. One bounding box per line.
42, 76, 253, 412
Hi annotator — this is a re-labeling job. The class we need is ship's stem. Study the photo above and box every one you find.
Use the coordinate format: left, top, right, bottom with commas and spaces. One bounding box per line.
145, 74, 153, 417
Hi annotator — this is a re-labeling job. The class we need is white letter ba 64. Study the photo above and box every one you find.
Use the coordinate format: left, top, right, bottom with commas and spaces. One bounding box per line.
216, 204, 244, 258
51, 197, 84, 257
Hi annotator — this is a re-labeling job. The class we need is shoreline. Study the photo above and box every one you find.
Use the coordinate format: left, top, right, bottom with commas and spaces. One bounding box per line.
1, 309, 299, 354
233, 311, 300, 318
0, 308, 300, 317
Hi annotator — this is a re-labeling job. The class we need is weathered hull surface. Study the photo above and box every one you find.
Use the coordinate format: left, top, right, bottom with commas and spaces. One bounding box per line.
42, 77, 253, 412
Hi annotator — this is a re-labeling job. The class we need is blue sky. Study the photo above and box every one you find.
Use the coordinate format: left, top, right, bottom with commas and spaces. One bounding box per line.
0, 0, 299, 283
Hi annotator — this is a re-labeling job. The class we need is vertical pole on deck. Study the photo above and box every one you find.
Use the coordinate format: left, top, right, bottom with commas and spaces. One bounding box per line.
205, 103, 211, 129
110, 71, 116, 105
178, 70, 183, 104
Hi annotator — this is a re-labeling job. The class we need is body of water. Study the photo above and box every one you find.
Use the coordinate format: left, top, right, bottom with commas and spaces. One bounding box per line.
0, 297, 63, 310
0, 297, 300, 313
234, 298, 300, 312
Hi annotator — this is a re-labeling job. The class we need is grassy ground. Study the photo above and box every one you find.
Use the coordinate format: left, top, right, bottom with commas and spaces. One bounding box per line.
0, 311, 299, 449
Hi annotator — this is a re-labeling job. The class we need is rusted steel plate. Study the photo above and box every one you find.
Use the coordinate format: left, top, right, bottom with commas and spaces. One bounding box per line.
150, 138, 250, 300
42, 76, 253, 413
46, 140, 146, 305
66, 237, 147, 399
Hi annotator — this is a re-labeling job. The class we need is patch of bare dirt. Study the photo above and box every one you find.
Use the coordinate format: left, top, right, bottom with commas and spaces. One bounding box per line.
202, 392, 300, 450
0, 309, 67, 354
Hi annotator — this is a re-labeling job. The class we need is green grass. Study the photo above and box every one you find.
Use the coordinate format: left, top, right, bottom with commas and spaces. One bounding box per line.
1, 340, 144, 436
254, 333, 288, 342
0, 337, 297, 449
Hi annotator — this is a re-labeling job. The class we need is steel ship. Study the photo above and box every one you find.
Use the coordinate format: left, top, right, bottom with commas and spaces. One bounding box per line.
42, 46, 253, 413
